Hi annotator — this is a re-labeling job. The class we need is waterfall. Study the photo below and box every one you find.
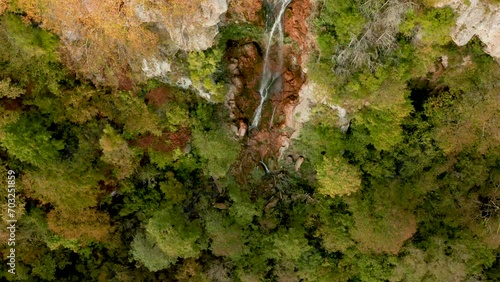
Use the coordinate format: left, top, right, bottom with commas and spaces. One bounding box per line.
250, 0, 292, 129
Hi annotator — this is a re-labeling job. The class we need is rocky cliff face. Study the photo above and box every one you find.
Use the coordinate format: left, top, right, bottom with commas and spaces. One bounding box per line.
224, 0, 313, 172
434, 0, 500, 61
135, 0, 228, 51
227, 0, 264, 23
133, 0, 229, 98
5, 0, 230, 87
168, 0, 228, 51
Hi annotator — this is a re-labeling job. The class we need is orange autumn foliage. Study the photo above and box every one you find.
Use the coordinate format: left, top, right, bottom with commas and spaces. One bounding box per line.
0, 2, 6, 15
7, 0, 214, 86
12, 0, 160, 87
47, 208, 112, 242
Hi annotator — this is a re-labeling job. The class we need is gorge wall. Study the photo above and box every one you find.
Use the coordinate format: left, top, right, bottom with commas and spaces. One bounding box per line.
224, 0, 313, 172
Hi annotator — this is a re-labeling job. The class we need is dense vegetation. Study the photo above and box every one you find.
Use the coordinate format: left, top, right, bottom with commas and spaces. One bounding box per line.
1, 0, 499, 281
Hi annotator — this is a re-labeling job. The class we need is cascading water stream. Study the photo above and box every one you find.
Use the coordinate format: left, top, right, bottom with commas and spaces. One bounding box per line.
250, 0, 292, 129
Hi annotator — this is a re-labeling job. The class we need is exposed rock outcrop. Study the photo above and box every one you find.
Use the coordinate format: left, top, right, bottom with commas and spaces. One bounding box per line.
134, 0, 229, 99
227, 0, 263, 24
142, 58, 171, 79
434, 0, 500, 61
294, 156, 305, 171
170, 0, 228, 51
284, 0, 314, 63
224, 0, 313, 176
290, 81, 350, 139
135, 0, 228, 51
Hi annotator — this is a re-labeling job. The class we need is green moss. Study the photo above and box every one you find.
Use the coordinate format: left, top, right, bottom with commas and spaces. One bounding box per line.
217, 23, 264, 47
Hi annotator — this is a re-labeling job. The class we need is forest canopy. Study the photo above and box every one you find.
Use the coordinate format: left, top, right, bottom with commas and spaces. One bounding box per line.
0, 0, 499, 281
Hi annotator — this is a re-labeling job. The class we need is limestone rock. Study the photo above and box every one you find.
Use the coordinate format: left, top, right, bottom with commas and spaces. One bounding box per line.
295, 156, 305, 172
176, 77, 193, 89
434, 0, 500, 61
135, 0, 228, 51
142, 58, 171, 79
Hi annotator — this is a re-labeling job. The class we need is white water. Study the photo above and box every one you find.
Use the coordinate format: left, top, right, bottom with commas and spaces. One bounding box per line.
250, 0, 292, 129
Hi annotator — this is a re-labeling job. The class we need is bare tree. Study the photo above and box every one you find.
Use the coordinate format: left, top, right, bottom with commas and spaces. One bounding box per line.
332, 0, 414, 76
478, 182, 500, 235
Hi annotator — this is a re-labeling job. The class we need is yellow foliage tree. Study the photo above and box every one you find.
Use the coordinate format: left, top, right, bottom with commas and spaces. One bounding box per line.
47, 208, 112, 242
100, 125, 139, 180
316, 156, 362, 197
350, 204, 417, 254
0, 78, 23, 131
21, 161, 112, 244
0, 1, 7, 15
22, 164, 102, 212
8, 0, 213, 86
12, 0, 158, 87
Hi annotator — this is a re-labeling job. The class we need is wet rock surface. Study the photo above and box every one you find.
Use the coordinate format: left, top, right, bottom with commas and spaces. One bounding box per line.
227, 0, 264, 24
224, 0, 311, 176
284, 0, 313, 63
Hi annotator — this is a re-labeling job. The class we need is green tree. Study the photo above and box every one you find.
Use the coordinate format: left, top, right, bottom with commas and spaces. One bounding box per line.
130, 232, 177, 272
22, 161, 103, 212
204, 211, 248, 259
100, 124, 140, 179
314, 211, 355, 253
272, 227, 311, 261
0, 78, 24, 99
188, 49, 226, 102
98, 91, 162, 137
1, 114, 64, 167
192, 127, 239, 178
425, 51, 500, 156
145, 206, 204, 259
400, 7, 455, 46
0, 14, 63, 95
391, 235, 496, 282
30, 253, 57, 281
